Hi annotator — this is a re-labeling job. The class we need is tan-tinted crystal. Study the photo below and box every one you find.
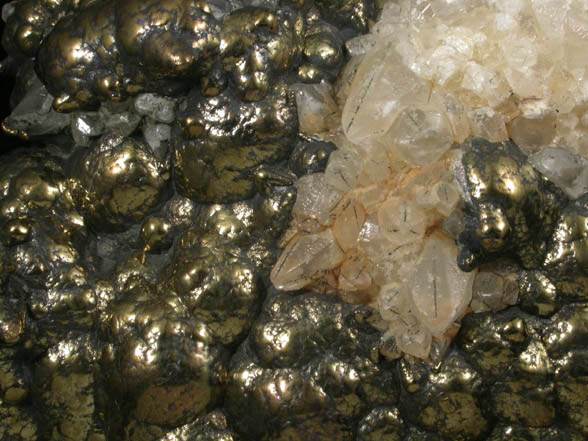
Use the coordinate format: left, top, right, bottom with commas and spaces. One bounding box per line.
271, 229, 344, 291
409, 234, 475, 336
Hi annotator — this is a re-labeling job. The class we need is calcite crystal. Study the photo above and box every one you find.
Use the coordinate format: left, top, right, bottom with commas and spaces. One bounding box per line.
272, 0, 588, 360
342, 0, 588, 160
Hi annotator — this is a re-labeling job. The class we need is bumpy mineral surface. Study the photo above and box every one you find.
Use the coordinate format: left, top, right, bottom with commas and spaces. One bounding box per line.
271, 0, 588, 361
0, 0, 587, 440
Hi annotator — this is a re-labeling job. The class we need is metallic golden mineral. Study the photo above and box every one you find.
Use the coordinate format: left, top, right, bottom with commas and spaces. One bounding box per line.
0, 0, 587, 440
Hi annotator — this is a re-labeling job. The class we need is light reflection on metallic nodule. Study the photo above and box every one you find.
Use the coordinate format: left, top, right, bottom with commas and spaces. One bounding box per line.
0, 0, 587, 440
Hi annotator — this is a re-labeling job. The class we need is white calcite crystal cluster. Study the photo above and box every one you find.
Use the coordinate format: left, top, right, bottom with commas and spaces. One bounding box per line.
271, 0, 588, 360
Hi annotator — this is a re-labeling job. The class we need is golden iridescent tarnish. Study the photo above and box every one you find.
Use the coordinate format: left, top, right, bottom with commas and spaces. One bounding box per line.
1, 0, 99, 61
457, 138, 562, 271
543, 194, 588, 300
102, 283, 225, 428
174, 81, 298, 203
398, 354, 487, 439
0, 399, 38, 441
220, 7, 303, 101
298, 22, 344, 82
68, 134, 169, 232
227, 292, 398, 441
135, 410, 237, 441
0, 295, 26, 345
519, 270, 558, 317
23, 0, 354, 114
313, 0, 375, 32
0, 351, 28, 404
35, 336, 105, 441
140, 216, 173, 254
163, 181, 295, 346
544, 304, 588, 437
34, 0, 221, 111
2, 1, 588, 439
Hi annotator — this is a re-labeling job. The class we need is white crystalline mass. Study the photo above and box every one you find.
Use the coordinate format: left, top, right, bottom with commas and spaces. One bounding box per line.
529, 147, 588, 199
272, 0, 588, 360
2, 75, 70, 137
134, 93, 176, 124
342, 0, 588, 159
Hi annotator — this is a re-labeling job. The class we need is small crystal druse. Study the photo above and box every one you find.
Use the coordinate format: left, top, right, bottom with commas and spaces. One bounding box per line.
271, 0, 588, 360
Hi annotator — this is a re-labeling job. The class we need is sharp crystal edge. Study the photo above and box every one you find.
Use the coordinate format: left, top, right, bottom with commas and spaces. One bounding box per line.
0, 0, 587, 440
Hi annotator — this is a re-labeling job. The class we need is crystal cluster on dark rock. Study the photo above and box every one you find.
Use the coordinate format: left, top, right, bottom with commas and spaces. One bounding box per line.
0, 0, 587, 440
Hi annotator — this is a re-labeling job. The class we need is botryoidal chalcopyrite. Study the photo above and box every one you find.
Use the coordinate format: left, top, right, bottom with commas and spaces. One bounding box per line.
0, 0, 587, 440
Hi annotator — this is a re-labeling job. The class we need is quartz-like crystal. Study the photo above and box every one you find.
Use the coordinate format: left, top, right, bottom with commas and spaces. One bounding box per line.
292, 81, 338, 136
291, 173, 343, 231
529, 147, 588, 199
134, 93, 176, 124
2, 76, 70, 137
471, 261, 519, 313
273, 0, 588, 361
142, 119, 171, 152
409, 234, 475, 336
270, 229, 344, 291
341, 46, 430, 144
71, 112, 105, 146
100, 104, 142, 137
385, 107, 454, 166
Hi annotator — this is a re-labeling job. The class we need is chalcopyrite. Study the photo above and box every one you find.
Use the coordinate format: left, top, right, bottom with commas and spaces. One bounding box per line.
1, 0, 588, 440
271, 0, 588, 360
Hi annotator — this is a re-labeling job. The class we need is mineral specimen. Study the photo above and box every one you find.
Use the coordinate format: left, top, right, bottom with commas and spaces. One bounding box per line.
1, 0, 588, 440
272, 0, 588, 361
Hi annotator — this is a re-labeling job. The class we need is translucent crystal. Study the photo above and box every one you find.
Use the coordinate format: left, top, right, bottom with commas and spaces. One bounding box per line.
377, 197, 428, 247
292, 81, 338, 135
324, 149, 361, 192
345, 34, 377, 57
529, 147, 588, 199
395, 322, 432, 359
352, 185, 389, 214
341, 46, 431, 144
508, 113, 557, 154
207, 0, 243, 19
270, 229, 344, 291
432, 91, 470, 144
409, 234, 475, 336
338, 256, 372, 291
142, 119, 171, 152
332, 198, 366, 252
441, 208, 466, 239
356, 143, 394, 185
378, 282, 411, 323
357, 214, 393, 258
134, 93, 176, 123
100, 103, 142, 137
71, 112, 104, 146
471, 264, 519, 313
2, 77, 70, 137
292, 173, 342, 230
461, 62, 510, 107
532, 0, 569, 40
416, 181, 462, 217
467, 107, 508, 142
385, 106, 455, 166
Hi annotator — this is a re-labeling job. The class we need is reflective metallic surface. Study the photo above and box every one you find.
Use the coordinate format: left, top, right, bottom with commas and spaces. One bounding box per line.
0, 0, 587, 440
457, 138, 563, 272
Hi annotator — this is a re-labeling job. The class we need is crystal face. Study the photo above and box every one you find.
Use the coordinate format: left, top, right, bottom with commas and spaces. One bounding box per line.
271, 0, 588, 360
1, 0, 588, 439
